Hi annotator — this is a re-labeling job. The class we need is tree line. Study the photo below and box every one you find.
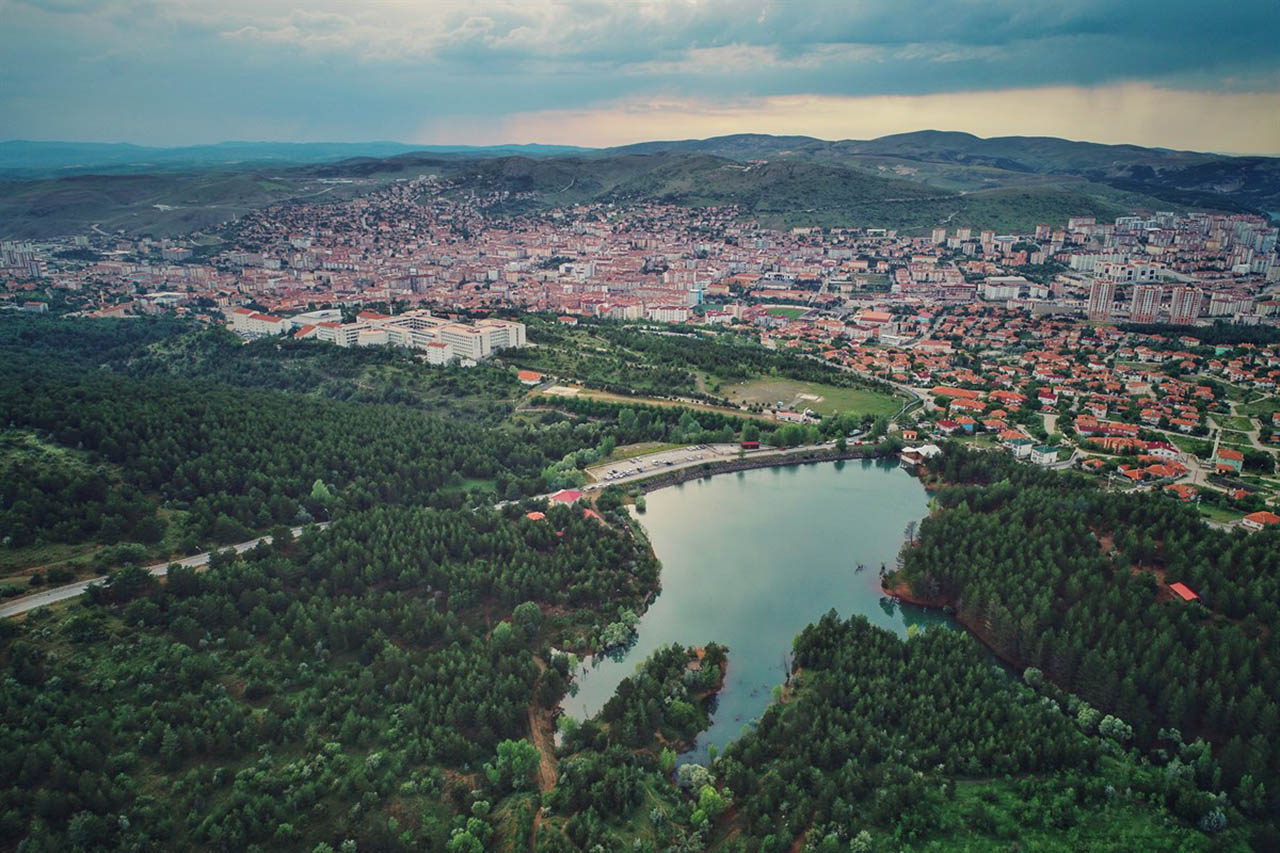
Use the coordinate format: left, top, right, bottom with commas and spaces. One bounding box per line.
898, 446, 1280, 844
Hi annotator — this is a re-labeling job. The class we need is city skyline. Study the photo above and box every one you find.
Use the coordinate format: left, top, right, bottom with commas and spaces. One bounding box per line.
2, 0, 1279, 154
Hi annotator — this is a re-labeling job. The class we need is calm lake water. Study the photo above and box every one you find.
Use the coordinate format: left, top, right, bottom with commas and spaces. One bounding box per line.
565, 458, 952, 763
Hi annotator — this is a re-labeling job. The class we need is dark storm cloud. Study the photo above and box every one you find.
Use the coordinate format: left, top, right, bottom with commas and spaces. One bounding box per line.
0, 0, 1276, 143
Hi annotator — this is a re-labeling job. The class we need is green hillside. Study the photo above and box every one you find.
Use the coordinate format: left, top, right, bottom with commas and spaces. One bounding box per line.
0, 172, 342, 238
446, 153, 1187, 233
1, 131, 1266, 239
610, 130, 1280, 215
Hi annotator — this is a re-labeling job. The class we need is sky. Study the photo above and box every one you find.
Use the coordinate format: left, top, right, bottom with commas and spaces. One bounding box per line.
2, 0, 1279, 153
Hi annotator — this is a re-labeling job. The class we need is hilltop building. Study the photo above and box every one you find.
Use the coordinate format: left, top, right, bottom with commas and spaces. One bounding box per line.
229, 306, 525, 364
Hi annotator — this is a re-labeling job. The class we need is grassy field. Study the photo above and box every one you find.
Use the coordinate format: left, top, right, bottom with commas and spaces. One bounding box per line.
948, 432, 1002, 449
723, 378, 901, 418
1167, 433, 1213, 459
1212, 413, 1256, 432
600, 442, 687, 464
546, 385, 777, 422
853, 272, 893, 291
1199, 504, 1244, 525
1238, 396, 1280, 419
763, 306, 808, 319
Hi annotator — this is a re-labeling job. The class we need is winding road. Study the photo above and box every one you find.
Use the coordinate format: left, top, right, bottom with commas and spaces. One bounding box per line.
0, 523, 330, 619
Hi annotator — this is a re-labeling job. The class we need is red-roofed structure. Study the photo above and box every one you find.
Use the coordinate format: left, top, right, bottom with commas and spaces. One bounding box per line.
1241, 510, 1280, 531
931, 386, 982, 400
549, 489, 584, 505
1168, 582, 1199, 602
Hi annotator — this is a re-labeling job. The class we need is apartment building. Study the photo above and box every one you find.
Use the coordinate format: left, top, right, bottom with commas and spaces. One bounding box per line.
1087, 280, 1116, 321
1168, 286, 1203, 325
1129, 284, 1162, 324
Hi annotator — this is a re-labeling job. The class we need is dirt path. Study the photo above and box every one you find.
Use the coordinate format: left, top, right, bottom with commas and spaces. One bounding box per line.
527, 657, 558, 850
528, 706, 557, 793
529, 805, 544, 853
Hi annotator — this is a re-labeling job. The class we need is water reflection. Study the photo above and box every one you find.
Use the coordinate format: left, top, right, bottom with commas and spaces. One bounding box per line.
565, 460, 955, 764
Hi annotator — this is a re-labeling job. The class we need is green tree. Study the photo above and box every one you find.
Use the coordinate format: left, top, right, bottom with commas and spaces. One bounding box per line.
485, 739, 540, 792
513, 601, 543, 639
698, 784, 731, 817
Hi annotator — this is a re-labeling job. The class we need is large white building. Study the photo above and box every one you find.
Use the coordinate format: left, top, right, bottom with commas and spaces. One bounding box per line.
981, 276, 1027, 301
228, 307, 288, 337
289, 309, 526, 364
1208, 292, 1254, 317
647, 305, 691, 323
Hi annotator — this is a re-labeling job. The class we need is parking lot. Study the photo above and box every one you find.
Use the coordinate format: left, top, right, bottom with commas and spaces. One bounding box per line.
586, 444, 740, 486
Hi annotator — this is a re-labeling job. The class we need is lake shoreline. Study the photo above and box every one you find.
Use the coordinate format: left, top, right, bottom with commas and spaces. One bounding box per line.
567, 456, 938, 763
626, 444, 896, 495
882, 577, 1021, 673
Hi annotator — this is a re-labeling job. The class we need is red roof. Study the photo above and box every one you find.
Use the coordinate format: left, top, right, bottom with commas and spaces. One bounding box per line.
932, 386, 981, 399
525, 511, 546, 521
1168, 582, 1199, 602
1243, 511, 1280, 526
549, 489, 583, 504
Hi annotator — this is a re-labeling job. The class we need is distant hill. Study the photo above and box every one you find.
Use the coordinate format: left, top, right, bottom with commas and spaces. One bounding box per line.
608, 131, 1280, 215
0, 140, 592, 178
1, 130, 1274, 239
309, 149, 1230, 233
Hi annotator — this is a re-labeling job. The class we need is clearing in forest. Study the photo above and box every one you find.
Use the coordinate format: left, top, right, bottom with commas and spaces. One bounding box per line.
724, 378, 900, 418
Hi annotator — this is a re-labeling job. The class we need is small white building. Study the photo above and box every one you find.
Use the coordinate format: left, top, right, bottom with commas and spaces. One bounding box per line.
1030, 445, 1060, 465
1007, 438, 1034, 458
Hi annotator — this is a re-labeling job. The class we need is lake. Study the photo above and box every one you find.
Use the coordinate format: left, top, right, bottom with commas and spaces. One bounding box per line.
564, 458, 952, 763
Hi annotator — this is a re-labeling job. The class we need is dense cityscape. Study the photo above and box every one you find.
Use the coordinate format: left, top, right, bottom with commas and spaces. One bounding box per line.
5, 180, 1280, 528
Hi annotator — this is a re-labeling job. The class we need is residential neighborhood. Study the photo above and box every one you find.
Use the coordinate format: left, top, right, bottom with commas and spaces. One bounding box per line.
4, 187, 1279, 527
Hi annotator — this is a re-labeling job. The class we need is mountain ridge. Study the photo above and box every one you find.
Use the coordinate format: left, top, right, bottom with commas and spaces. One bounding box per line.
0, 140, 593, 178
604, 131, 1280, 215
1, 131, 1274, 239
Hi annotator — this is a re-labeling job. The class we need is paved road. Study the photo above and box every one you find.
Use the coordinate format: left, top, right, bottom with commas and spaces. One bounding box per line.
584, 440, 860, 488
0, 523, 330, 619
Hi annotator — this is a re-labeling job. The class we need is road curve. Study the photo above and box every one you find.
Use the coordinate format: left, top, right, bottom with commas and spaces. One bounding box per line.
0, 523, 330, 619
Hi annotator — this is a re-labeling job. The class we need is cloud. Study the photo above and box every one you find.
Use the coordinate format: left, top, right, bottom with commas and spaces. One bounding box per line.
0, 0, 1277, 146
12, 0, 1279, 78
